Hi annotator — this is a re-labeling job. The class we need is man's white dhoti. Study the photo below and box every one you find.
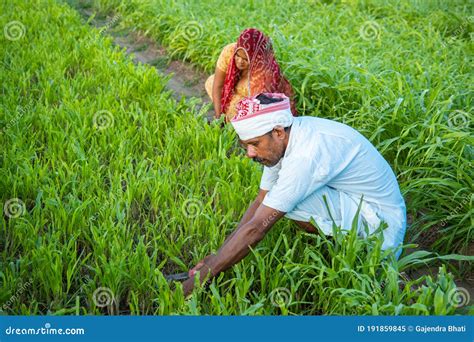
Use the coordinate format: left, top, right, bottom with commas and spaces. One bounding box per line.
283, 185, 406, 258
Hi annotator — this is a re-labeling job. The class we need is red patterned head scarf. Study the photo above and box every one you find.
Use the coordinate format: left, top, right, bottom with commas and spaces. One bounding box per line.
220, 28, 297, 117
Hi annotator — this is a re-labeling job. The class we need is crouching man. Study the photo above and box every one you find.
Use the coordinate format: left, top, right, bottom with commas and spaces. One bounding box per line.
182, 93, 406, 296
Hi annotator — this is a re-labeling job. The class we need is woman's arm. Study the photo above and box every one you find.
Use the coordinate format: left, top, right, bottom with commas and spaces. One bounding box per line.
212, 68, 226, 119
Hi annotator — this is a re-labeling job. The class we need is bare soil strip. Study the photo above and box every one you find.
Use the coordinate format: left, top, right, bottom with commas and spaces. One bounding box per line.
79, 9, 212, 116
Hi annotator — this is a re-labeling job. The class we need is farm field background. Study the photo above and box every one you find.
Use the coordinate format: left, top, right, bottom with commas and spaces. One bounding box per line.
1, 0, 473, 315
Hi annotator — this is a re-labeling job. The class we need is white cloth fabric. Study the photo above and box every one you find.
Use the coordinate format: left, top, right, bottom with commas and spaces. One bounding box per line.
231, 93, 294, 141
260, 116, 406, 257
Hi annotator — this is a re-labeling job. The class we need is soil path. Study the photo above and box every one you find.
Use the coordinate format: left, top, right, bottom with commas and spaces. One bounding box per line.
79, 8, 213, 118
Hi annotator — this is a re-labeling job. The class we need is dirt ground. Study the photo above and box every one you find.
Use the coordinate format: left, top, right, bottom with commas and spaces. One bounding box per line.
81, 9, 213, 118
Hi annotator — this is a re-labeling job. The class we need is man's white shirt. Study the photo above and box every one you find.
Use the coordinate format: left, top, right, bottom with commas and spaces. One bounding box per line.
260, 116, 407, 253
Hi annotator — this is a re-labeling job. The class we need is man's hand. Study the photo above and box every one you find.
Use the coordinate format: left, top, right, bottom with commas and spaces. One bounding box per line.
183, 255, 215, 296
182, 277, 194, 297
182, 204, 284, 297
188, 254, 216, 277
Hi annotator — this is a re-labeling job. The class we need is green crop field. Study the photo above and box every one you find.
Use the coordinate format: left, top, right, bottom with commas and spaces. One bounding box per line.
1, 0, 472, 316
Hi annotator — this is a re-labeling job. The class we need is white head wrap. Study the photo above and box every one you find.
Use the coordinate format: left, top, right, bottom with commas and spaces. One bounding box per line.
231, 93, 294, 141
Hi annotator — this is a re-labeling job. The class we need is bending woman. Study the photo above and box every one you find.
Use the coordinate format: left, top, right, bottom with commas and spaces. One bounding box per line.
205, 28, 297, 122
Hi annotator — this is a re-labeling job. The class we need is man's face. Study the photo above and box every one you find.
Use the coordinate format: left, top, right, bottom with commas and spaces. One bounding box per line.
239, 127, 288, 167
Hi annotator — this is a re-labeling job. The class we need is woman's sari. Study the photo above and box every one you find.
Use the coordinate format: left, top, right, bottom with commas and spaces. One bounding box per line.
220, 28, 297, 117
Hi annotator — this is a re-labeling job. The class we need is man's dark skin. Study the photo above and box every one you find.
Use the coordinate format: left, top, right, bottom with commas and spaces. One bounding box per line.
182, 125, 317, 296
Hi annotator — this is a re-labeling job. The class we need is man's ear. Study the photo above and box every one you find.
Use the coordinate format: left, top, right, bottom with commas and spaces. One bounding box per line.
272, 126, 286, 140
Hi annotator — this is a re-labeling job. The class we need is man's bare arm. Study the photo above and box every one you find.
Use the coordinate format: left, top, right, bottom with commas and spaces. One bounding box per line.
209, 203, 284, 274
183, 203, 284, 295
188, 189, 268, 276
222, 189, 267, 246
